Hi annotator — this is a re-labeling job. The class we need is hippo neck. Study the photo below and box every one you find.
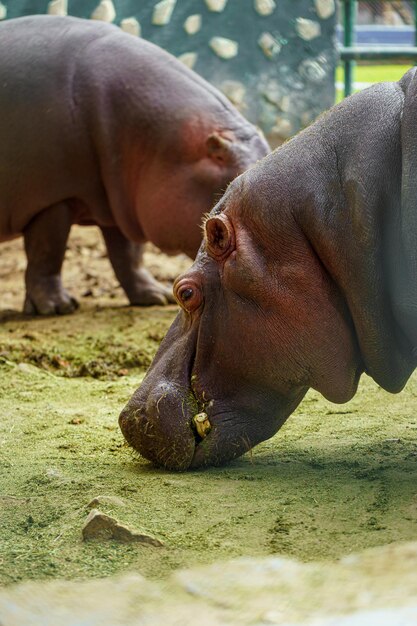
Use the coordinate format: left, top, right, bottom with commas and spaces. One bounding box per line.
296, 82, 416, 391
247, 79, 416, 392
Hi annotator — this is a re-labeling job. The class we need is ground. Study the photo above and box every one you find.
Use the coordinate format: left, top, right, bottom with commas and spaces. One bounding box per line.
1, 226, 416, 587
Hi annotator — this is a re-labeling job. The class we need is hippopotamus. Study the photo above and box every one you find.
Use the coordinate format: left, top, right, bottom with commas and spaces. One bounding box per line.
119, 68, 417, 470
0, 16, 268, 315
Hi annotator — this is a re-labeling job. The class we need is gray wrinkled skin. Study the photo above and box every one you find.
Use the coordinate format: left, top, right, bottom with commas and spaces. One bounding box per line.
120, 69, 417, 470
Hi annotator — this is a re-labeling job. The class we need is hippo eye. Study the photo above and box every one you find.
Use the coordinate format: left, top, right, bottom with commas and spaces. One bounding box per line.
180, 288, 194, 302
174, 278, 203, 313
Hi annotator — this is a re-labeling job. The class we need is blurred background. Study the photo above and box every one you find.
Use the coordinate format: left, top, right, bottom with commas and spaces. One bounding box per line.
0, 0, 416, 146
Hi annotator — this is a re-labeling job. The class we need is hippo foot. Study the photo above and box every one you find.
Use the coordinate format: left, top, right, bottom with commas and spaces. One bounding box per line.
127, 269, 176, 307
24, 276, 79, 316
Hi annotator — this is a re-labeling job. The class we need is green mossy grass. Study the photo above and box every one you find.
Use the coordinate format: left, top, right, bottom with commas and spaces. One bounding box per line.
1, 304, 416, 586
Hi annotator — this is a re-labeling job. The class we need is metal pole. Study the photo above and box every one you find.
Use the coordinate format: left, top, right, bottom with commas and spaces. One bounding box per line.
344, 0, 356, 97
412, 0, 417, 66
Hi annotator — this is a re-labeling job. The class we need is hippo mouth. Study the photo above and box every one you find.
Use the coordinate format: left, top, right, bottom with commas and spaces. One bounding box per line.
119, 371, 304, 471
118, 307, 307, 471
118, 378, 245, 470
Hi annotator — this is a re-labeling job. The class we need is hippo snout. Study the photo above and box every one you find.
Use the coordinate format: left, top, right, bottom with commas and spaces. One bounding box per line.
119, 381, 197, 471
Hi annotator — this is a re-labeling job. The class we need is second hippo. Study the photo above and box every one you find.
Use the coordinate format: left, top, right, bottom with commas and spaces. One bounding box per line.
0, 15, 269, 314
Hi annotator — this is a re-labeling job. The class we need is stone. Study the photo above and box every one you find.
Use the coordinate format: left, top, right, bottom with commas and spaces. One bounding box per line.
82, 509, 163, 546
204, 0, 228, 12
315, 0, 335, 19
262, 82, 280, 106
209, 37, 238, 60
220, 81, 246, 106
298, 58, 327, 83
271, 116, 293, 139
254, 0, 276, 17
90, 0, 116, 22
86, 495, 126, 509
152, 0, 177, 26
183, 14, 202, 35
193, 412, 211, 439
120, 17, 141, 37
47, 0, 67, 16
258, 32, 281, 59
177, 52, 198, 69
296, 17, 321, 41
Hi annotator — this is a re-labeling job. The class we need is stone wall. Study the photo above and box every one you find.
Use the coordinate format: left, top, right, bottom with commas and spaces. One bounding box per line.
0, 0, 338, 143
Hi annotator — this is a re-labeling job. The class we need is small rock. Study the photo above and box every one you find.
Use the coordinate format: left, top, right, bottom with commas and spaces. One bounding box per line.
254, 0, 276, 17
82, 509, 164, 546
205, 0, 228, 12
17, 363, 43, 376
315, 0, 335, 19
296, 17, 321, 41
271, 117, 293, 139
258, 32, 281, 59
184, 14, 202, 35
298, 58, 327, 83
177, 52, 198, 69
209, 37, 238, 60
120, 17, 141, 37
47, 0, 67, 16
87, 496, 126, 508
152, 0, 176, 26
91, 0, 116, 22
220, 80, 246, 106
193, 412, 211, 439
69, 417, 84, 425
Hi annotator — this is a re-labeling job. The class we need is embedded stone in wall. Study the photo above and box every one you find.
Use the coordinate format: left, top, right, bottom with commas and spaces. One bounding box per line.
220, 80, 246, 106
261, 80, 281, 106
296, 17, 321, 41
298, 57, 327, 83
205, 0, 228, 13
315, 0, 335, 19
268, 115, 292, 139
91, 0, 116, 22
6, 0, 338, 146
120, 17, 141, 37
47, 0, 67, 16
152, 0, 177, 26
178, 52, 198, 69
209, 36, 238, 59
184, 14, 202, 35
258, 32, 281, 59
254, 0, 276, 17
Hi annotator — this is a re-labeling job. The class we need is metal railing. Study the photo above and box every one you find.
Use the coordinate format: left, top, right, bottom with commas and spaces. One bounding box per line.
340, 0, 417, 96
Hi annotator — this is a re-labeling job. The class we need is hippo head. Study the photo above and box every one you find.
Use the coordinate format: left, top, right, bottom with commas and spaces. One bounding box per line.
120, 75, 417, 469
119, 162, 363, 470
136, 121, 270, 259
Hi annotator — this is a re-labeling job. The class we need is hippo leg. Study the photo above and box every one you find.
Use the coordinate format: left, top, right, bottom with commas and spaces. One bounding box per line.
23, 202, 79, 315
100, 227, 176, 306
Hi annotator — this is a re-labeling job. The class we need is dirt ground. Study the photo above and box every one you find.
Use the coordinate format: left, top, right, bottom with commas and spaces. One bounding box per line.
1, 226, 417, 586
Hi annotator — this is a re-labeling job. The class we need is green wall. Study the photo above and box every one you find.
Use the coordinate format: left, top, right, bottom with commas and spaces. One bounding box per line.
0, 0, 337, 141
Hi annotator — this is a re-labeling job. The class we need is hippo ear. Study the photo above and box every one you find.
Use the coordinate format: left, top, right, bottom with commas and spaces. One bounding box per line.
205, 215, 235, 260
206, 133, 236, 164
